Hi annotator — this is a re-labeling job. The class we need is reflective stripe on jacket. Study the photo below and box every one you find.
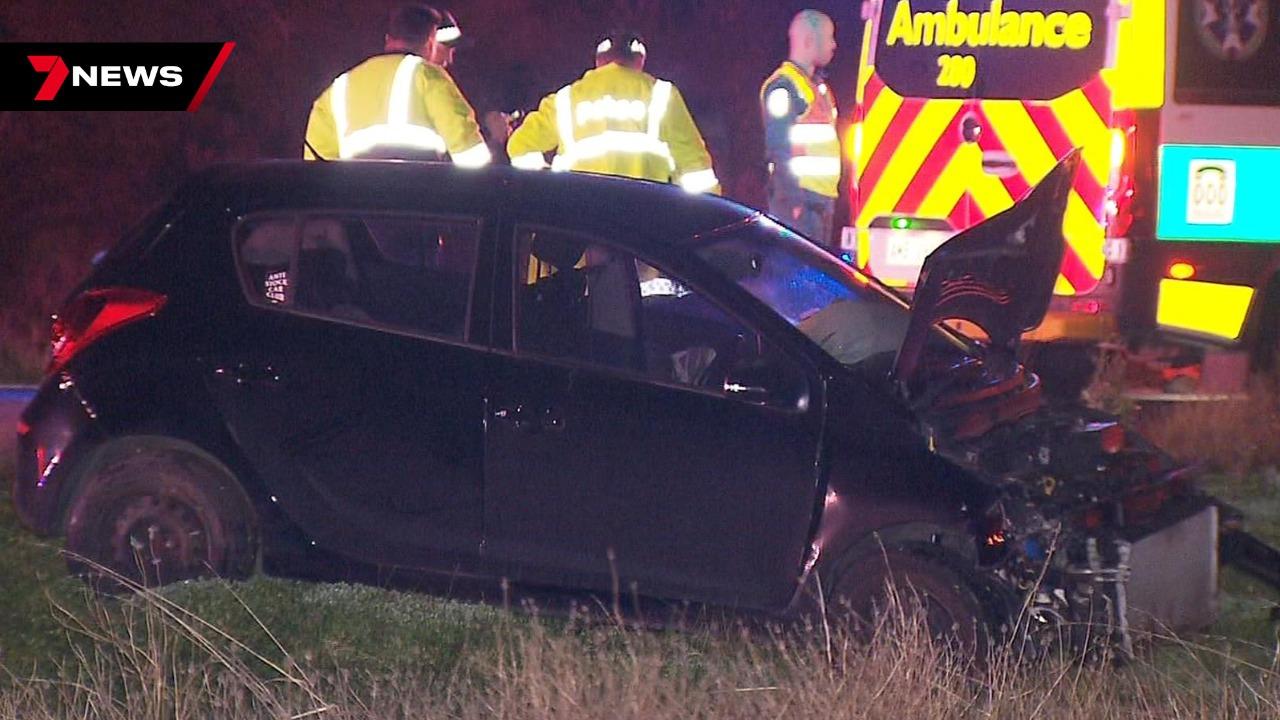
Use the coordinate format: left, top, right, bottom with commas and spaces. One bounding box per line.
507, 64, 719, 194
304, 53, 490, 166
761, 62, 840, 199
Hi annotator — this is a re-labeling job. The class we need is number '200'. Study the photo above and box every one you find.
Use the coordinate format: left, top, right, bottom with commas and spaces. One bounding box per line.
936, 54, 976, 89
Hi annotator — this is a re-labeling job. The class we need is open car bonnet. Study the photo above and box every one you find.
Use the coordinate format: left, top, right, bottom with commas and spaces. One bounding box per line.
892, 150, 1080, 389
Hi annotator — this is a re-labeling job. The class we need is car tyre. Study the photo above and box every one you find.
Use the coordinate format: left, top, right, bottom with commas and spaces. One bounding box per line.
64, 443, 257, 593
818, 544, 992, 658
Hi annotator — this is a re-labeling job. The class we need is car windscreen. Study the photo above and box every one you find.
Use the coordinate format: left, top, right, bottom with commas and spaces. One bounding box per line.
692, 218, 976, 368
870, 0, 1109, 100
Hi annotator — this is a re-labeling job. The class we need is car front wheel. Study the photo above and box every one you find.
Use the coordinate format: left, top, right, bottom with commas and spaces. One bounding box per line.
818, 544, 993, 658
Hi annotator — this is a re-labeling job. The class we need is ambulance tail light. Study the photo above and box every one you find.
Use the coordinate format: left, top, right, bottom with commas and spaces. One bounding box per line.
1106, 112, 1137, 239
848, 117, 866, 203
1167, 261, 1196, 280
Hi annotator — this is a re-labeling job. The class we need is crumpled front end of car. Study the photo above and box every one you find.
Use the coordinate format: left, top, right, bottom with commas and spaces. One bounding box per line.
934, 404, 1220, 655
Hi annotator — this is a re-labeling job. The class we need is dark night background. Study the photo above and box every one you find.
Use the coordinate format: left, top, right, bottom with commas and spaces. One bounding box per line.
0, 1, 863, 374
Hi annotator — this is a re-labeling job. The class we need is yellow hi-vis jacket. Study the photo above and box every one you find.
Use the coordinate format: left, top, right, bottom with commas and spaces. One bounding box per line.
506, 64, 720, 194
304, 53, 490, 166
761, 62, 840, 198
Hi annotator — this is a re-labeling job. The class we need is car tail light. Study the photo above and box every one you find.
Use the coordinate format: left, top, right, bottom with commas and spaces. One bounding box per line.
48, 287, 167, 375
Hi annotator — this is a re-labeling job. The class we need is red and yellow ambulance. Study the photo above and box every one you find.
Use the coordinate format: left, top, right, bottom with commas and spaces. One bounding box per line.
847, 0, 1280, 372
845, 0, 1162, 341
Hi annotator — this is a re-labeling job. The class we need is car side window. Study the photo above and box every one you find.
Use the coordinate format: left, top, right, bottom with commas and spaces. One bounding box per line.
515, 228, 645, 373
235, 213, 480, 341
513, 227, 807, 407
238, 216, 297, 305
635, 260, 808, 407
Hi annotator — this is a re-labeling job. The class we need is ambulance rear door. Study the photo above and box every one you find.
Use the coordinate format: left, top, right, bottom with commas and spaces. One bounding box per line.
854, 0, 1133, 299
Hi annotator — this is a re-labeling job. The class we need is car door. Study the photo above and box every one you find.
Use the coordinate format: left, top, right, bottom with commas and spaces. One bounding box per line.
481, 225, 825, 610
205, 210, 493, 567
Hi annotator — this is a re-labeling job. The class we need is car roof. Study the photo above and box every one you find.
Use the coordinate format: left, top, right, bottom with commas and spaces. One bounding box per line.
187, 160, 759, 245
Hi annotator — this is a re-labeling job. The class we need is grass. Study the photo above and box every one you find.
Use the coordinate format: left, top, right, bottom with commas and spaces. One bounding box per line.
0, 458, 506, 677
2, 567, 1280, 719
0, 344, 42, 385
0, 460, 86, 671
1085, 354, 1280, 476
3, 460, 1280, 716
1138, 382, 1280, 476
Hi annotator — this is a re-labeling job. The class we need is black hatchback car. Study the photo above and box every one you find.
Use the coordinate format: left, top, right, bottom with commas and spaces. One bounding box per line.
13, 157, 1240, 649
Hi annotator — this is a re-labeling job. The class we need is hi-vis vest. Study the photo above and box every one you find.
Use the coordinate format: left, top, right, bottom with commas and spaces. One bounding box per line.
761, 62, 842, 198
303, 53, 490, 166
506, 64, 720, 194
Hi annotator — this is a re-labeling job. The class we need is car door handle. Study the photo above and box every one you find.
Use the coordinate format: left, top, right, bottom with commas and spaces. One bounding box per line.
540, 406, 566, 432
214, 362, 281, 387
492, 404, 565, 433
493, 404, 534, 432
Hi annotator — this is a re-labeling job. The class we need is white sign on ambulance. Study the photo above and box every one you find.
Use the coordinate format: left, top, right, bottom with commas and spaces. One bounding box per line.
1186, 160, 1236, 225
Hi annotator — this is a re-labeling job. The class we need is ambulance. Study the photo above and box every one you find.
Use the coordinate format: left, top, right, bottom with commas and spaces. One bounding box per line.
845, 0, 1280, 368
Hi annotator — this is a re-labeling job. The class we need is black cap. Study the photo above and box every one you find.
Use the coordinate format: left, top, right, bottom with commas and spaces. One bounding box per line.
388, 3, 442, 47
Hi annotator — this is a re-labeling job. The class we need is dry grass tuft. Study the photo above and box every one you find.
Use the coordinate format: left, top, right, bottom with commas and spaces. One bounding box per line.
1137, 379, 1280, 476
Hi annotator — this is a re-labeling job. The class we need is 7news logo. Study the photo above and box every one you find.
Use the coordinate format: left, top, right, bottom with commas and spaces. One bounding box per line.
3, 43, 233, 111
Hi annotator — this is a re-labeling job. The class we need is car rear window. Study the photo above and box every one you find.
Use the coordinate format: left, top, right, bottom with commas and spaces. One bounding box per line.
92, 199, 180, 270
871, 0, 1109, 100
234, 212, 481, 341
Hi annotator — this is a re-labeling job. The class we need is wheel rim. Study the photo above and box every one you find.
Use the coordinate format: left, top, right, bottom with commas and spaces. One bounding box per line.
108, 494, 210, 585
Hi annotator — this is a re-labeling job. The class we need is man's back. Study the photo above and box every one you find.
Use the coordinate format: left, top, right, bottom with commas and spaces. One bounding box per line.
507, 62, 718, 193
305, 53, 488, 164
556, 64, 672, 180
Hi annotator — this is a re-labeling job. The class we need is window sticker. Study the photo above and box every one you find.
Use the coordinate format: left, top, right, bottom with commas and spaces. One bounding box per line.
263, 269, 289, 303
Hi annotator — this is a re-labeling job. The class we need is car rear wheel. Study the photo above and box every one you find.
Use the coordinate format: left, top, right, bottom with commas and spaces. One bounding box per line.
64, 443, 256, 592
818, 545, 992, 658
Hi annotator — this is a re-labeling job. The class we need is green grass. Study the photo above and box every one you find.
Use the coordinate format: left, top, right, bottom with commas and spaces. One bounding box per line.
3, 464, 1279, 671
4, 462, 1280, 710
4, 463, 1280, 717
1195, 473, 1280, 666
0, 461, 86, 673
0, 459, 513, 678
153, 578, 510, 674
1205, 472, 1280, 546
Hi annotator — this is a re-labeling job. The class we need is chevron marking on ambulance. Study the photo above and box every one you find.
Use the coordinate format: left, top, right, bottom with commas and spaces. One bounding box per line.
853, 69, 1115, 295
